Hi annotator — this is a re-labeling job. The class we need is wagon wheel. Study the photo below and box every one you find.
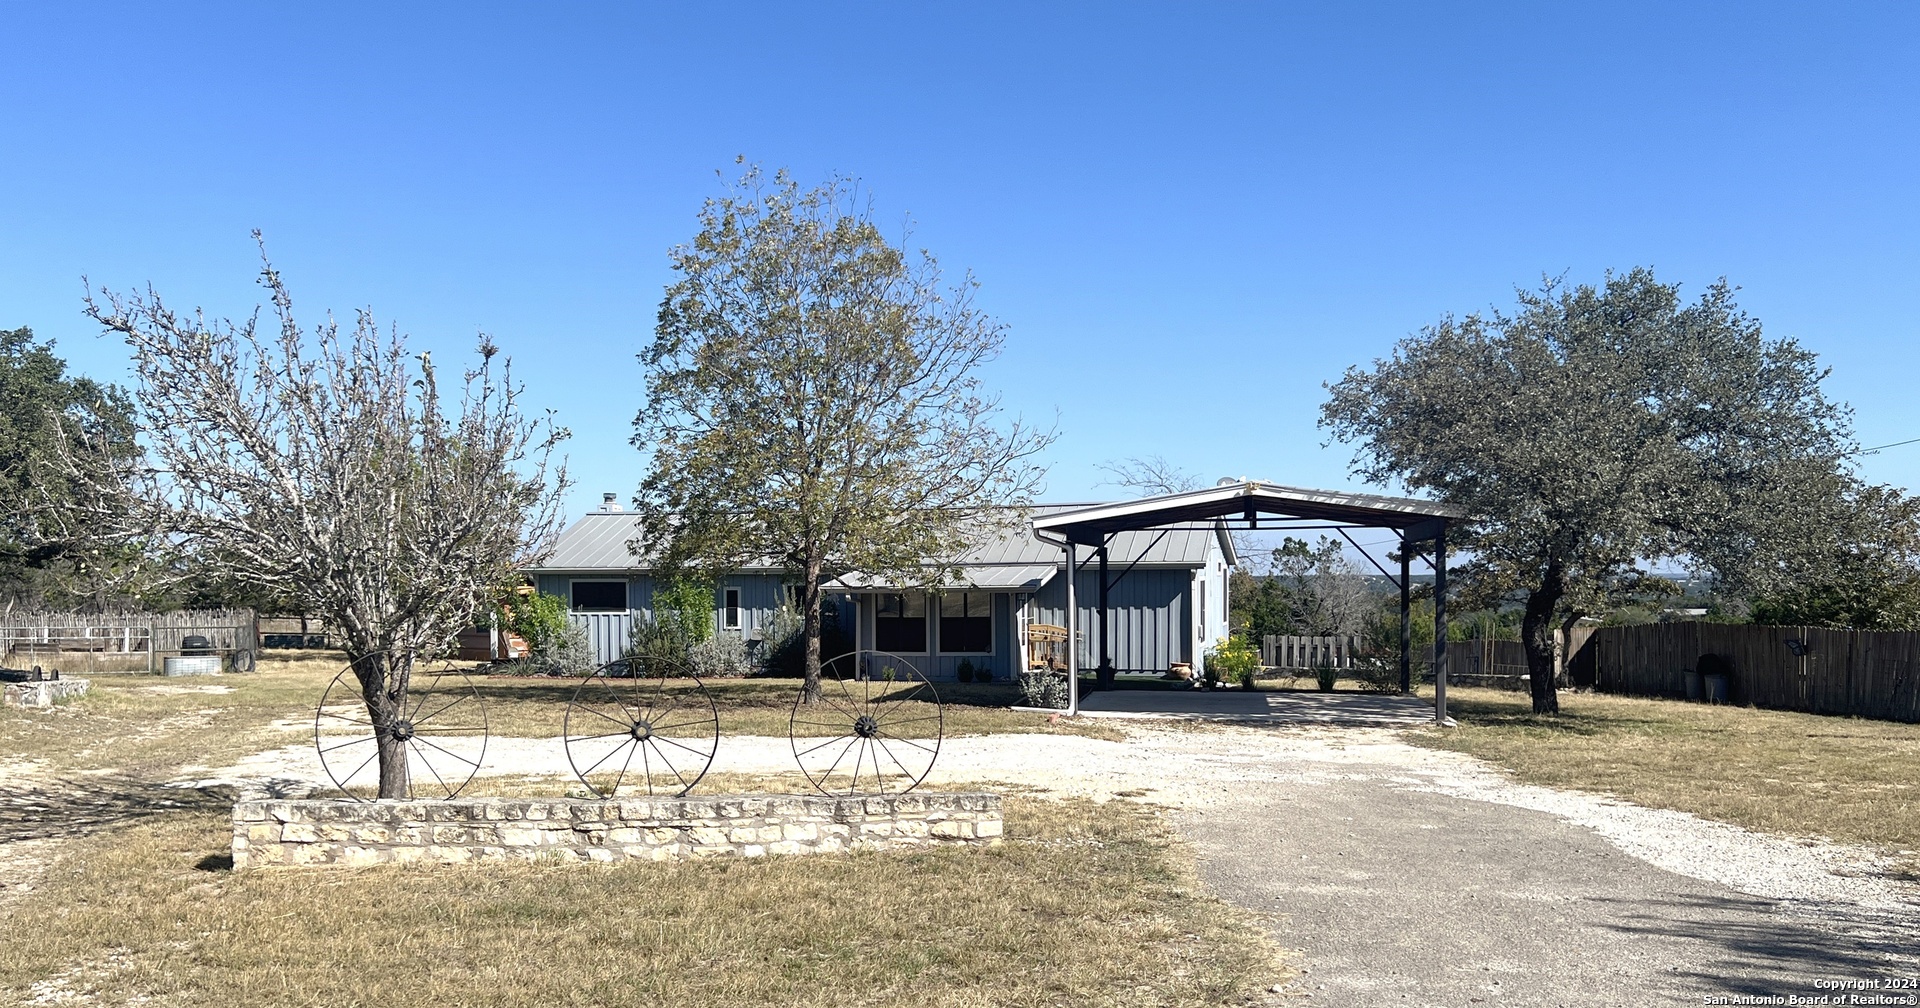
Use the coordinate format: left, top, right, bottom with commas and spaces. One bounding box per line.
791, 650, 943, 796
564, 656, 719, 798
313, 654, 489, 801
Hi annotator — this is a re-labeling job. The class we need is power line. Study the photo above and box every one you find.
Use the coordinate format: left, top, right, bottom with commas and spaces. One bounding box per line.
1859, 436, 1920, 455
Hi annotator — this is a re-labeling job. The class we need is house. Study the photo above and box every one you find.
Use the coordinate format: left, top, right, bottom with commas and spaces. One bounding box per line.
526, 494, 1235, 680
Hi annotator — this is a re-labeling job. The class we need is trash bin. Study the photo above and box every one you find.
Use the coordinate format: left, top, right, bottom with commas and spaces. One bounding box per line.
1684, 670, 1703, 701
1703, 673, 1729, 704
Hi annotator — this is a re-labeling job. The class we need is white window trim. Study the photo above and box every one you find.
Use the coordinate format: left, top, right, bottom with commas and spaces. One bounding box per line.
569, 578, 630, 613
722, 588, 742, 630
934, 590, 996, 656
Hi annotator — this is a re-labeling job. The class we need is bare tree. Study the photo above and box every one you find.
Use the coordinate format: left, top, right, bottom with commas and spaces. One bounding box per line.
1095, 455, 1203, 496
74, 238, 569, 796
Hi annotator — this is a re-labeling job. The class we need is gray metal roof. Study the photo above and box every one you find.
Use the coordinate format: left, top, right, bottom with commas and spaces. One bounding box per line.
529, 504, 1225, 575
1032, 480, 1462, 545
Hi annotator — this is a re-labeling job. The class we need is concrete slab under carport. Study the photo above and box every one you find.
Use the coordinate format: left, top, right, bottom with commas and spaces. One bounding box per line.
1072, 687, 1443, 727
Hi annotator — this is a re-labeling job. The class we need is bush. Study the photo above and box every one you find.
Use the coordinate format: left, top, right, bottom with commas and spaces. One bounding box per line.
1206, 632, 1261, 689
1351, 654, 1402, 693
956, 658, 976, 683
758, 602, 854, 677
505, 591, 569, 649
688, 632, 752, 678
529, 621, 595, 677
1017, 667, 1068, 709
1313, 659, 1339, 692
653, 577, 716, 648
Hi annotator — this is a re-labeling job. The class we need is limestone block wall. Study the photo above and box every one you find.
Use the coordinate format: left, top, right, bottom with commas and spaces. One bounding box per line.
232, 792, 1002, 869
2, 677, 90, 708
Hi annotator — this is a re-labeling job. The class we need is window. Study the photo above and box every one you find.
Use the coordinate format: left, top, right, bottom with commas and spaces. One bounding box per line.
938, 591, 993, 654
723, 588, 742, 630
570, 580, 628, 612
874, 593, 927, 653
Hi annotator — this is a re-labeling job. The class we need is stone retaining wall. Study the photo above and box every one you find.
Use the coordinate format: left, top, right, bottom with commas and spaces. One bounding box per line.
232, 792, 1002, 869
2, 677, 90, 708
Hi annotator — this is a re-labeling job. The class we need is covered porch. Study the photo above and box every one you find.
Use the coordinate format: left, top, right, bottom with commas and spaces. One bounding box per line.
1030, 480, 1467, 726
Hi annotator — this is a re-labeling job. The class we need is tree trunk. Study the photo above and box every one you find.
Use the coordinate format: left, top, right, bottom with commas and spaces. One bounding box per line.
800, 556, 823, 704
1521, 578, 1563, 715
352, 649, 413, 798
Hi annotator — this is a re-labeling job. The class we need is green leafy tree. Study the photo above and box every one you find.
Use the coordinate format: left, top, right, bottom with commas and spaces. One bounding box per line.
1749, 484, 1920, 629
1323, 269, 1860, 714
0, 326, 138, 608
633, 164, 1055, 702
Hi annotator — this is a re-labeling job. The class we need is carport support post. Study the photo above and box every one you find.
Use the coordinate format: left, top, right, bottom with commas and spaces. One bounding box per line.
1065, 541, 1080, 717
1096, 543, 1113, 689
1433, 525, 1449, 726
1398, 543, 1411, 694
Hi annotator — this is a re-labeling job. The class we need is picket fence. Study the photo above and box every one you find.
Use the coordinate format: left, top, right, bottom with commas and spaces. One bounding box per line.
1260, 635, 1358, 670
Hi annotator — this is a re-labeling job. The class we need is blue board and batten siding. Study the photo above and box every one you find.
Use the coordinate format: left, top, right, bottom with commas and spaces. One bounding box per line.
535, 572, 798, 664
1033, 567, 1193, 673
531, 506, 1231, 676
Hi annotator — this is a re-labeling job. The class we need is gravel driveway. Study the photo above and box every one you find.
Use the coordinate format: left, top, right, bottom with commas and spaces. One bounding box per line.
178, 721, 1920, 1004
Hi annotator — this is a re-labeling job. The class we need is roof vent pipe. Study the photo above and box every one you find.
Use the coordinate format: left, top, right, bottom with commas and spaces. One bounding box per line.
602, 493, 621, 512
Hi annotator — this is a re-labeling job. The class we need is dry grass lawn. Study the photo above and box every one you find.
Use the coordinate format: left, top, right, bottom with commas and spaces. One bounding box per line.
0, 798, 1284, 1007
3, 653, 1285, 1006
1409, 686, 1920, 873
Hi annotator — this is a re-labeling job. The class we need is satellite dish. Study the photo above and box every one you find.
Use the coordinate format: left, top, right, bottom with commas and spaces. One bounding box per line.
1215, 477, 1241, 487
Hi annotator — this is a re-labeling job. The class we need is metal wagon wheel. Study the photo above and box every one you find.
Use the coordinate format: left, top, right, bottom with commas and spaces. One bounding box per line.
564, 656, 720, 798
791, 650, 943, 796
313, 654, 489, 801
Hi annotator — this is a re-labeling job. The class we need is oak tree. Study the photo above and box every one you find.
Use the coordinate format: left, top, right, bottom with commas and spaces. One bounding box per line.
1323, 269, 1859, 713
634, 165, 1053, 701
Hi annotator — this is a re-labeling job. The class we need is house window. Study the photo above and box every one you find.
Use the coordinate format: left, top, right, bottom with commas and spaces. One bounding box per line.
874, 593, 927, 653
723, 588, 742, 630
570, 580, 628, 612
938, 591, 993, 654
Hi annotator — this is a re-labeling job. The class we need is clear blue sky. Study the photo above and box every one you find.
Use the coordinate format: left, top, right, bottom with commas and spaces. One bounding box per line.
4, 3, 1916, 524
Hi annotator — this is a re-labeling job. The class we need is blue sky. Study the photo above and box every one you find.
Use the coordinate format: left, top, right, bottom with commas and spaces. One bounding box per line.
3, 3, 1916, 526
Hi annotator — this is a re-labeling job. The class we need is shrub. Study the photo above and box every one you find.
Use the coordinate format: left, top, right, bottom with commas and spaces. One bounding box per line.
505, 591, 569, 650
687, 632, 752, 678
956, 658, 976, 683
758, 602, 854, 677
653, 577, 716, 648
1351, 654, 1401, 693
1017, 667, 1068, 709
1313, 659, 1339, 692
529, 621, 595, 677
1206, 632, 1261, 689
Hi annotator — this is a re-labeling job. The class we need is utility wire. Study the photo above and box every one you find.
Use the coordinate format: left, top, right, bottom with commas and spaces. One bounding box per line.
1858, 436, 1920, 455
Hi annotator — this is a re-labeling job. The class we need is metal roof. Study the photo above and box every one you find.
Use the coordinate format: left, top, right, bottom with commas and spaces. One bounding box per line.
1031, 480, 1462, 545
529, 504, 1226, 575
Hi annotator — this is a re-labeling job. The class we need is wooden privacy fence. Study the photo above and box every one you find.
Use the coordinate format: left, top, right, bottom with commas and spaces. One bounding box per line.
0, 609, 258, 675
1571, 622, 1920, 724
1261, 635, 1358, 670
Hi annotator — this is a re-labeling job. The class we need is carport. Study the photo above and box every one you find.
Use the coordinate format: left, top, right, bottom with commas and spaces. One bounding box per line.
1030, 481, 1466, 725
